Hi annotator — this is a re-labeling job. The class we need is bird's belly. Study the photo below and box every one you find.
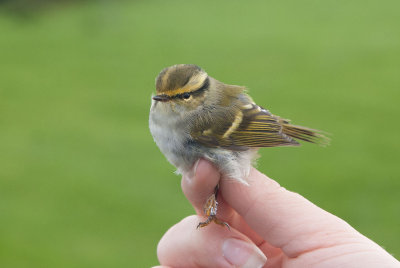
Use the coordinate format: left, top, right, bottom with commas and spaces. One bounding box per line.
149, 112, 198, 173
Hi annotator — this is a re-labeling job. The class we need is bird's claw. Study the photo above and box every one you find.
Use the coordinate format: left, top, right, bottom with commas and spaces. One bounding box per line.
196, 185, 230, 230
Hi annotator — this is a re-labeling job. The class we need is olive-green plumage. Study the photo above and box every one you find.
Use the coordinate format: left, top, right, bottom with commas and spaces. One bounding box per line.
153, 64, 327, 151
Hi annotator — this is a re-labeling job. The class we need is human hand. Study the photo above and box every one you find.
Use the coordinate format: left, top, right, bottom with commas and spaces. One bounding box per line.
155, 159, 399, 268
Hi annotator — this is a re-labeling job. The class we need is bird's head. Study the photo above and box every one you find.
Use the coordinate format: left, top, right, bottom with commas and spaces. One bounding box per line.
152, 64, 210, 112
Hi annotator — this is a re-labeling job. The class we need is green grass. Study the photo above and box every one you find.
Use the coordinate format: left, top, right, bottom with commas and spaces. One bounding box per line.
0, 0, 399, 266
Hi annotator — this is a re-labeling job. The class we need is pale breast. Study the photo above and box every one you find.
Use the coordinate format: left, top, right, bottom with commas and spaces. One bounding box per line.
149, 103, 199, 173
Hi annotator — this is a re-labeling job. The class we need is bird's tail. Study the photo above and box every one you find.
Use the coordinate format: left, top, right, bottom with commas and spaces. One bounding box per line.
282, 122, 330, 146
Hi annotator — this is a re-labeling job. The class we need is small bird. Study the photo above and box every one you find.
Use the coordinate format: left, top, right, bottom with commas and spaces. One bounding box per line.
149, 64, 328, 228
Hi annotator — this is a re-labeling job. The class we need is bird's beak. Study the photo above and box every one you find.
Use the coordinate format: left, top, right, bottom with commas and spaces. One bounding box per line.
152, 94, 170, 102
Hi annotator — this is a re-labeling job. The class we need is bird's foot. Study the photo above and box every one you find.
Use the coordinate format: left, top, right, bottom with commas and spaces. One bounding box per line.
196, 185, 230, 230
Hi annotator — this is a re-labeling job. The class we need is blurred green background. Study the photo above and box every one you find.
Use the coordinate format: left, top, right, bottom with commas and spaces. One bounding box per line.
0, 0, 399, 267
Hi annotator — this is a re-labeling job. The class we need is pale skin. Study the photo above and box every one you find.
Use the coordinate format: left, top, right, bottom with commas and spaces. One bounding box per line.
154, 159, 400, 268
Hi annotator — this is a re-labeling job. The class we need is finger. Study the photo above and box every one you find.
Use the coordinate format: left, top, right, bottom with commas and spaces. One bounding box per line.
181, 159, 266, 246
220, 167, 366, 258
181, 159, 220, 215
157, 215, 267, 268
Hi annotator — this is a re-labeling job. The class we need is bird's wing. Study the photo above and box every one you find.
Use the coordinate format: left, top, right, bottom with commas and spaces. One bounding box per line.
191, 102, 299, 150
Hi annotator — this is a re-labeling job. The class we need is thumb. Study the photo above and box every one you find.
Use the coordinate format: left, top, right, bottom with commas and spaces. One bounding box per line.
157, 215, 267, 268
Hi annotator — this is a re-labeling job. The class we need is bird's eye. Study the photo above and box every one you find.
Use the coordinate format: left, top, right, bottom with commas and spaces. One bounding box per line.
182, 92, 191, 99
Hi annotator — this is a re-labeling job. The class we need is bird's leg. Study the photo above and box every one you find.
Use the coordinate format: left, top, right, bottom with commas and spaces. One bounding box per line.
197, 184, 230, 230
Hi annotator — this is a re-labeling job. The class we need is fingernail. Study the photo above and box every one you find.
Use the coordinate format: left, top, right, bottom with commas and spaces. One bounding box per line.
186, 159, 200, 181
222, 238, 267, 268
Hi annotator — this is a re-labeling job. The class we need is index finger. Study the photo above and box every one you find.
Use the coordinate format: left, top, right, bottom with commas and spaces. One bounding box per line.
220, 166, 365, 258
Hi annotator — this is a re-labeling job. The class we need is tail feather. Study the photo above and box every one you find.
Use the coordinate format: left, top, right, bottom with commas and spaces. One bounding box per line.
282, 123, 330, 146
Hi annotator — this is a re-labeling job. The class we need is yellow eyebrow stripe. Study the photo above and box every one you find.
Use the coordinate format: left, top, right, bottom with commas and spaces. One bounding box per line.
163, 72, 208, 96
